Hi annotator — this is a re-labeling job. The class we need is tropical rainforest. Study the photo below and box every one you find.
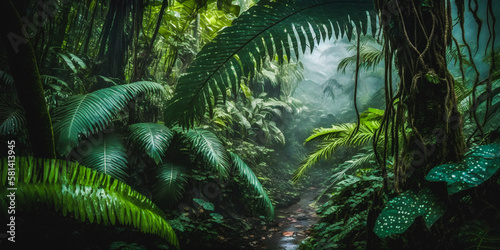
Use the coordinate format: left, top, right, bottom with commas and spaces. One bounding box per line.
0, 0, 499, 249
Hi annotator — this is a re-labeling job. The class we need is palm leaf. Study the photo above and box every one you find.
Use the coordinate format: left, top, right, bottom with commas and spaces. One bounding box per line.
154, 163, 188, 204
128, 123, 174, 164
164, 0, 376, 128
52, 81, 165, 156
230, 152, 274, 218
0, 157, 179, 249
181, 128, 231, 178
79, 134, 129, 183
0, 104, 25, 136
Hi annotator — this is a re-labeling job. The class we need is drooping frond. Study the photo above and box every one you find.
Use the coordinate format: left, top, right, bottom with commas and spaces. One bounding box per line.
164, 0, 377, 128
154, 163, 188, 204
0, 104, 25, 136
316, 149, 376, 201
181, 128, 231, 178
337, 36, 384, 73
229, 152, 274, 218
128, 123, 174, 164
0, 157, 179, 249
340, 148, 376, 171
79, 134, 129, 182
52, 81, 165, 156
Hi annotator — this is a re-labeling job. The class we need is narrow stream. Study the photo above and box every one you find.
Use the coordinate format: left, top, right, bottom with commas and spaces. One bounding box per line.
256, 187, 320, 250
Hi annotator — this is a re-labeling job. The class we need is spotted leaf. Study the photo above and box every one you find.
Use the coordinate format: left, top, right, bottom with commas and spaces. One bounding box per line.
426, 144, 500, 194
374, 188, 446, 238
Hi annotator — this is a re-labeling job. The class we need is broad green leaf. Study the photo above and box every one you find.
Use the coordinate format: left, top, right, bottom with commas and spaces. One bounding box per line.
426, 144, 500, 194
193, 198, 215, 211
374, 188, 446, 238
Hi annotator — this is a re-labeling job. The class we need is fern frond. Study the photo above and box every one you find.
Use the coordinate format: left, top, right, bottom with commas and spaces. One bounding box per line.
305, 123, 357, 143
128, 123, 174, 164
79, 134, 128, 182
316, 149, 375, 201
0, 157, 179, 248
164, 0, 376, 128
52, 81, 164, 156
0, 70, 14, 90
229, 152, 274, 218
293, 139, 344, 182
182, 129, 231, 178
154, 163, 188, 204
0, 104, 25, 136
294, 120, 380, 182
340, 149, 376, 170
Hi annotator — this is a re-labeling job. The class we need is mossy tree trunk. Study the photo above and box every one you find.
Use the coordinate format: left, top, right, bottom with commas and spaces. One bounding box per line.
0, 0, 56, 158
368, 0, 467, 247
378, 0, 465, 192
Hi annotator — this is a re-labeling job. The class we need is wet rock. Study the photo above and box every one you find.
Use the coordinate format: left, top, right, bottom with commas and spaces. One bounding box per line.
297, 214, 308, 220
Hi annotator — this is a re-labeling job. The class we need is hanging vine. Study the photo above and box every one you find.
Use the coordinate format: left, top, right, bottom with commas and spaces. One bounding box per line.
372, 0, 496, 192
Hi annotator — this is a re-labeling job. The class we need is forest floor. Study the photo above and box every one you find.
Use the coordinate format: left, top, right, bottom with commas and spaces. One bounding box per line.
248, 186, 320, 249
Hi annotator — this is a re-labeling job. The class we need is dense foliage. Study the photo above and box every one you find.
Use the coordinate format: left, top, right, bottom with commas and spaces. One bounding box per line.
0, 0, 499, 249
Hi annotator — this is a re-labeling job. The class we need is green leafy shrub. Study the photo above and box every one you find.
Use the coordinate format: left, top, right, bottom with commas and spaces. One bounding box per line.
302, 171, 383, 249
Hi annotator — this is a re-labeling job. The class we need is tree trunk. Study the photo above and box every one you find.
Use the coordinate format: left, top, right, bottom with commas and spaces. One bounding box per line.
379, 0, 465, 192
132, 0, 168, 81
0, 0, 56, 158
367, 0, 467, 247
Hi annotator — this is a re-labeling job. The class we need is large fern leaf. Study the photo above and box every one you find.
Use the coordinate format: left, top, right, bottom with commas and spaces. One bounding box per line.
181, 128, 231, 178
230, 152, 274, 218
128, 123, 174, 164
0, 157, 179, 248
154, 163, 188, 204
79, 133, 129, 183
52, 81, 165, 156
164, 0, 376, 127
